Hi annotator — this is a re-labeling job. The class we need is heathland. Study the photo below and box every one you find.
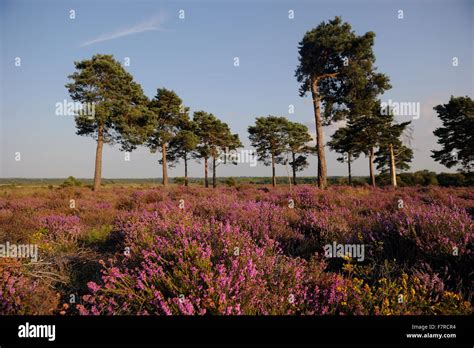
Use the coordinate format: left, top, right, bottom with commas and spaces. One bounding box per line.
0, 184, 472, 315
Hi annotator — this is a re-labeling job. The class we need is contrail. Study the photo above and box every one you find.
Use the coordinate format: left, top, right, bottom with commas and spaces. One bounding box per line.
81, 13, 167, 47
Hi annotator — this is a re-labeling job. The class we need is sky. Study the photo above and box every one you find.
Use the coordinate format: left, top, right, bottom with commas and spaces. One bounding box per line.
0, 0, 472, 179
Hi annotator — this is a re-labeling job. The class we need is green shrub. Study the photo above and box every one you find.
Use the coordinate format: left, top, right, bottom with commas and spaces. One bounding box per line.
225, 177, 237, 187
61, 176, 82, 188
173, 177, 185, 185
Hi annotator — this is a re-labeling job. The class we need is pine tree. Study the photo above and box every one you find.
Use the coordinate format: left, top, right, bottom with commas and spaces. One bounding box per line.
296, 16, 390, 188
66, 54, 149, 191
375, 142, 413, 176
193, 112, 241, 188
248, 116, 289, 187
166, 117, 199, 186
210, 120, 242, 188
349, 102, 411, 187
280, 121, 314, 185
146, 88, 188, 187
375, 118, 412, 187
328, 126, 360, 185
432, 96, 474, 172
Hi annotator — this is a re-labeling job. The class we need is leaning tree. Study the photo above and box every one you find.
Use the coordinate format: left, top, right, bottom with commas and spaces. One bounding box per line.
66, 54, 149, 191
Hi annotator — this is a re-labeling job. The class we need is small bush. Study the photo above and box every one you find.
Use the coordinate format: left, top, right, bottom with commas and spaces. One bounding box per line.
225, 177, 237, 187
61, 176, 83, 188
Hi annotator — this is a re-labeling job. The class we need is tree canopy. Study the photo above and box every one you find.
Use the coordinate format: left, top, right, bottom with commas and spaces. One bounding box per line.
432, 96, 474, 172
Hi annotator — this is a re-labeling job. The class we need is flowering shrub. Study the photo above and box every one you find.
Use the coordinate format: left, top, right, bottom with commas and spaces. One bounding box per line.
0, 262, 59, 315
0, 185, 472, 315
340, 273, 471, 315
39, 214, 83, 244
78, 222, 309, 315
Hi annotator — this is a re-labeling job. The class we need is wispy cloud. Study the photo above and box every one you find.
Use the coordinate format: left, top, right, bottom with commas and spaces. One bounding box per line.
81, 14, 167, 47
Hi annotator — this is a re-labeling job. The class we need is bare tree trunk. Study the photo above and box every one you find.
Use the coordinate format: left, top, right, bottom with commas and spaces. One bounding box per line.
204, 157, 209, 188
389, 144, 397, 188
369, 147, 376, 188
184, 156, 188, 187
311, 79, 328, 189
347, 152, 352, 186
292, 152, 297, 185
271, 152, 276, 187
162, 143, 168, 187
212, 156, 216, 188
93, 123, 104, 191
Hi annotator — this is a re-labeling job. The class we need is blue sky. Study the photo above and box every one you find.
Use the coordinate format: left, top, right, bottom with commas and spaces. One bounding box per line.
1, 0, 472, 178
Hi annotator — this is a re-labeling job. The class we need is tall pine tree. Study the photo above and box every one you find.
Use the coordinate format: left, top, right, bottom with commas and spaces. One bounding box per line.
146, 88, 189, 187
66, 54, 149, 191
296, 16, 389, 188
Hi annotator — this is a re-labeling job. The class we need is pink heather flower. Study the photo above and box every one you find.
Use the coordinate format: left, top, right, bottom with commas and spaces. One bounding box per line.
87, 282, 101, 294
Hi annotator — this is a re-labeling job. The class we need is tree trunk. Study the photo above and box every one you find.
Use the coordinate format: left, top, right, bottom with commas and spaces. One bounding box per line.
369, 147, 376, 188
271, 152, 276, 187
184, 156, 188, 187
93, 123, 104, 191
204, 157, 209, 188
212, 156, 216, 188
292, 152, 297, 185
161, 143, 168, 187
389, 144, 397, 188
311, 78, 328, 189
347, 152, 352, 186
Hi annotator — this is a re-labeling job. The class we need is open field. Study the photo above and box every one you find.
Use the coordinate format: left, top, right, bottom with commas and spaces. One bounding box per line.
0, 185, 472, 315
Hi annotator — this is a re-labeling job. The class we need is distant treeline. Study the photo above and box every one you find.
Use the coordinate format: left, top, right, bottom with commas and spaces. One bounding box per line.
1, 171, 473, 187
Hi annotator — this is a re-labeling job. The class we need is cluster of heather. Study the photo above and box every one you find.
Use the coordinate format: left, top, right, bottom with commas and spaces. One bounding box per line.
0, 185, 472, 315
0, 260, 59, 315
